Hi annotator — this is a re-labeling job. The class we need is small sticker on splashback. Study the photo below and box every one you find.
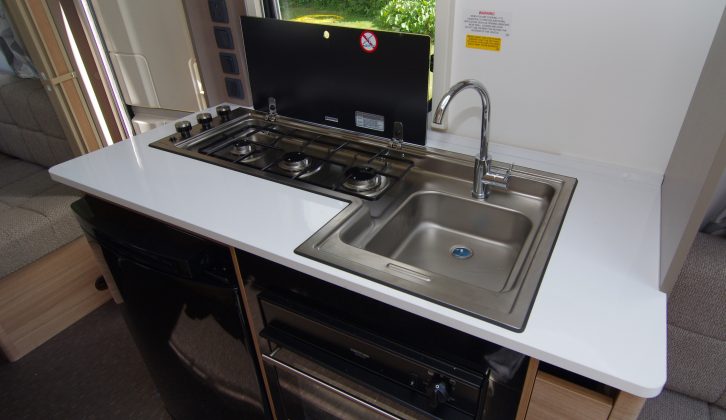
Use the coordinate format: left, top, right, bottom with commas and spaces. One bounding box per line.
466, 35, 501, 51
464, 10, 512, 52
355, 111, 384, 132
359, 31, 378, 53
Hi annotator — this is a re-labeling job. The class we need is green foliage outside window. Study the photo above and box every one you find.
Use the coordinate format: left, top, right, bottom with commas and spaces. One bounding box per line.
286, 0, 388, 15
378, 0, 435, 40
281, 0, 435, 40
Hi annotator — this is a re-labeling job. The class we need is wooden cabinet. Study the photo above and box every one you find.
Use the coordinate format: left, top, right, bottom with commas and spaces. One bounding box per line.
0, 238, 108, 361
526, 372, 613, 420
518, 360, 645, 420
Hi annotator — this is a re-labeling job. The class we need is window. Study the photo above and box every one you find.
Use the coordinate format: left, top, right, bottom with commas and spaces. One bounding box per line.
267, 0, 435, 100
270, 0, 435, 41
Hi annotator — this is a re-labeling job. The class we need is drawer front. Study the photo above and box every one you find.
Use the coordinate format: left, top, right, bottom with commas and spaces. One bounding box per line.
525, 372, 613, 420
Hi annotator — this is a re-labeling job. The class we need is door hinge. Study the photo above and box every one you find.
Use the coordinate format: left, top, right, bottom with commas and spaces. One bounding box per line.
40, 71, 77, 91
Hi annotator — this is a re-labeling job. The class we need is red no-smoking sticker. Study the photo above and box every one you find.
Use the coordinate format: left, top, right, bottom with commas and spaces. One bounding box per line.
360, 31, 378, 53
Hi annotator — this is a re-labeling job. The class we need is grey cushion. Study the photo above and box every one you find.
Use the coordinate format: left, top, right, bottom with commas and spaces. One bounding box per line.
666, 325, 726, 403
0, 74, 73, 168
0, 170, 56, 207
639, 390, 709, 420
0, 84, 12, 124
0, 122, 27, 160
21, 129, 72, 168
0, 154, 41, 188
669, 233, 726, 341
0, 78, 42, 130
21, 183, 83, 241
0, 207, 64, 278
0, 75, 82, 276
664, 233, 726, 408
718, 391, 726, 410
0, 154, 82, 277
712, 406, 726, 420
27, 87, 65, 138
645, 233, 726, 417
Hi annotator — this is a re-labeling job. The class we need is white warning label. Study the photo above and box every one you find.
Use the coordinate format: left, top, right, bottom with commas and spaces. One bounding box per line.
355, 111, 385, 132
464, 10, 511, 37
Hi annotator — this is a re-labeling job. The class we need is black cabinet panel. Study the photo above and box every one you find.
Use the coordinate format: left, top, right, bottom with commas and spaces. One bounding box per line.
241, 16, 431, 145
72, 197, 269, 419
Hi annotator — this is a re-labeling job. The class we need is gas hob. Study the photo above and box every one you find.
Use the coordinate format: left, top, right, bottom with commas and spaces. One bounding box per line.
150, 107, 414, 200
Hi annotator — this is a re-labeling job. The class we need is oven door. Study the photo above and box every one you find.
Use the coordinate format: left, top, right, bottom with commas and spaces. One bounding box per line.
259, 317, 479, 420
264, 347, 401, 419
262, 343, 437, 420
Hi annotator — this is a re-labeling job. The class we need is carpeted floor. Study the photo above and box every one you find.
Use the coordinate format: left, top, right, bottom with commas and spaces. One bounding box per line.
0, 301, 169, 419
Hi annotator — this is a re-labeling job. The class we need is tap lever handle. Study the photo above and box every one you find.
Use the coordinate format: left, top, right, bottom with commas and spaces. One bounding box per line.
483, 162, 513, 190
489, 162, 514, 176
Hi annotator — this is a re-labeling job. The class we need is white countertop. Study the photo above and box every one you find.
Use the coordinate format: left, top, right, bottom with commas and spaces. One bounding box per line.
50, 109, 666, 398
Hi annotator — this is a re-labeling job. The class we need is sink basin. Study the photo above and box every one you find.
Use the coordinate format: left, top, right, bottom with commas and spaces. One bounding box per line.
357, 192, 533, 293
297, 147, 576, 331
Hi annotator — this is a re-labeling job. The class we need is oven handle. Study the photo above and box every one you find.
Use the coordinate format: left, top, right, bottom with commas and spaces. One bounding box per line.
261, 351, 400, 420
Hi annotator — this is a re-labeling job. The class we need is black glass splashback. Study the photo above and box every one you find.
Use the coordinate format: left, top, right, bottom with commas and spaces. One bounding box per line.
240, 16, 431, 145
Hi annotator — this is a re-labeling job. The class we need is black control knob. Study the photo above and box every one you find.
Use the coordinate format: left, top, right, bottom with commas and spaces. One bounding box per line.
197, 112, 213, 131
174, 120, 192, 139
426, 380, 450, 409
216, 105, 231, 122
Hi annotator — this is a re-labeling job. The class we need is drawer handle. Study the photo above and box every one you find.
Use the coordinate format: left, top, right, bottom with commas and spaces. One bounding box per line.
262, 353, 400, 419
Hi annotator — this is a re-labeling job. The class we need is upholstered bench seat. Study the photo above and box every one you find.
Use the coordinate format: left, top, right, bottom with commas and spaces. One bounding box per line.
639, 233, 726, 419
0, 73, 107, 362
0, 153, 82, 278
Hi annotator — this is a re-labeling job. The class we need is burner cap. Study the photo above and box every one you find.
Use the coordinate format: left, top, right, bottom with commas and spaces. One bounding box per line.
346, 166, 377, 181
230, 140, 253, 156
343, 166, 381, 192
278, 152, 311, 172
284, 152, 308, 163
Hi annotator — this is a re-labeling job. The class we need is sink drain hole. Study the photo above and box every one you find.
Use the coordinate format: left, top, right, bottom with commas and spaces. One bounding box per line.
450, 245, 473, 260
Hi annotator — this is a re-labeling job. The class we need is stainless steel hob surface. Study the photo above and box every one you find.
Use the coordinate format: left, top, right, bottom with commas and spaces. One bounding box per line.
151, 107, 413, 201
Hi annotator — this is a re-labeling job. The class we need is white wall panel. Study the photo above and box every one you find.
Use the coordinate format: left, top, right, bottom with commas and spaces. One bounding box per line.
438, 0, 725, 173
91, 0, 203, 112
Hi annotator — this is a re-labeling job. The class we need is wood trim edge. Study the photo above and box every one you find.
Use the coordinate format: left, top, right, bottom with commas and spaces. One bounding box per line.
230, 247, 278, 420
516, 357, 540, 420
608, 391, 646, 420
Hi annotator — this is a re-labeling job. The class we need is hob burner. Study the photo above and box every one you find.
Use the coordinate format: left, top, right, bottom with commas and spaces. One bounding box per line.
342, 166, 382, 192
230, 140, 254, 156
278, 152, 311, 172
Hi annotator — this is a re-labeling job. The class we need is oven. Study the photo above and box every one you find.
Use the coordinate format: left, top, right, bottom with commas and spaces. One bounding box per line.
236, 250, 528, 420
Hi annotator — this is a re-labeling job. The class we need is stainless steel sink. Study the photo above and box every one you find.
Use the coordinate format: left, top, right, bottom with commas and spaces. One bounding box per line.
297, 143, 576, 331
353, 192, 534, 293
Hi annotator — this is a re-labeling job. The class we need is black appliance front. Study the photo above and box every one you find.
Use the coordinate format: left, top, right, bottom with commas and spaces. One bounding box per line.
72, 197, 269, 420
241, 16, 431, 145
237, 249, 528, 420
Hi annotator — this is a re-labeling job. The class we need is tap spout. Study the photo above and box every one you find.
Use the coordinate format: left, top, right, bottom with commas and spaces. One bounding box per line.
434, 79, 501, 199
433, 79, 490, 163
